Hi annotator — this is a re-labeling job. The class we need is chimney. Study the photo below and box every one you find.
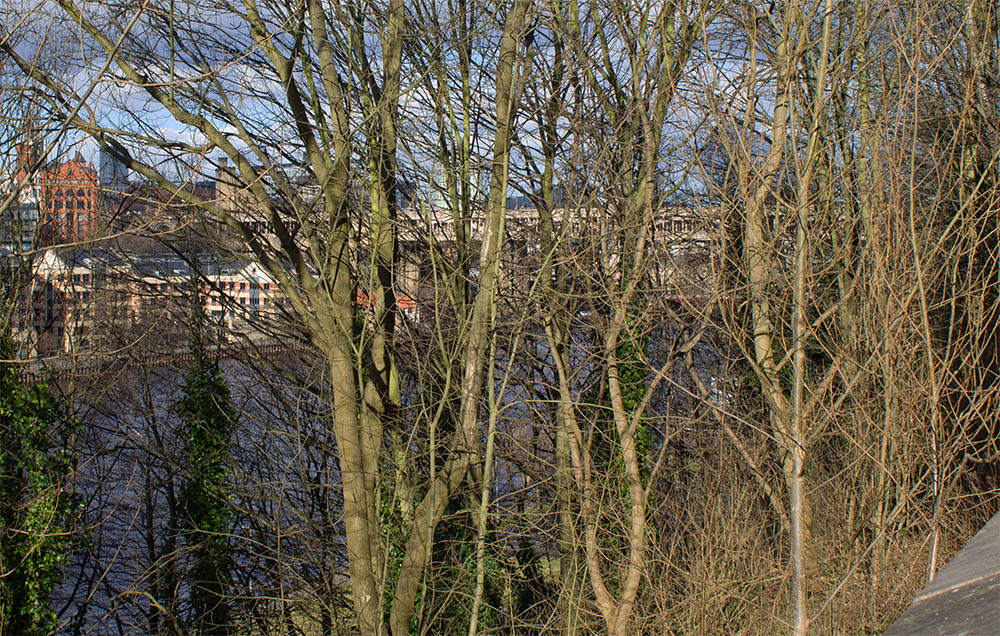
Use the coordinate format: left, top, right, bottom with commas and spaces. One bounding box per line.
15, 119, 42, 175
16, 141, 33, 174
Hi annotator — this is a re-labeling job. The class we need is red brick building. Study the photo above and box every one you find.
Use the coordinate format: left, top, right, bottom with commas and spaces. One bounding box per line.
14, 141, 102, 246
37, 152, 101, 245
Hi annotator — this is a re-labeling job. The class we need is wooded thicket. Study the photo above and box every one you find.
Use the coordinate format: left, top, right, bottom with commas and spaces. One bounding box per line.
1, 0, 998, 634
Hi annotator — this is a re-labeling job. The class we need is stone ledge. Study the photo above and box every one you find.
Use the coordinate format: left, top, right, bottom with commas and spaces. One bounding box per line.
885, 511, 1000, 636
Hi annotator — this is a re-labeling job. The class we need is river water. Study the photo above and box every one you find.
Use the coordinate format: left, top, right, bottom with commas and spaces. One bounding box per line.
50, 328, 728, 634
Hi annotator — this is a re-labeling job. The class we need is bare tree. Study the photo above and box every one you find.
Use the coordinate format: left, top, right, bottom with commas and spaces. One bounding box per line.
3, 1, 999, 635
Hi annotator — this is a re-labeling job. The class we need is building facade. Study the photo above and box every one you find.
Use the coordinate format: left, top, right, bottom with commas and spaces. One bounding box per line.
13, 142, 104, 247
25, 248, 285, 357
38, 152, 101, 245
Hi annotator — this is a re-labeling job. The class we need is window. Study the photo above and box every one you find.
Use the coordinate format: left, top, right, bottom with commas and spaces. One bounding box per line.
78, 213, 86, 222
55, 189, 63, 197
77, 189, 84, 197
77, 200, 85, 209
240, 282, 246, 291
55, 200, 63, 209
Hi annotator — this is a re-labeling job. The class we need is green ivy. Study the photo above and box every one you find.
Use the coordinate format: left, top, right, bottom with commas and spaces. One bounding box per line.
0, 337, 78, 635
177, 351, 235, 635
613, 327, 653, 478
